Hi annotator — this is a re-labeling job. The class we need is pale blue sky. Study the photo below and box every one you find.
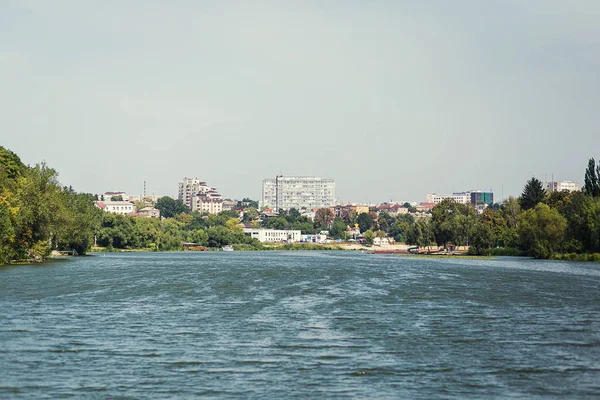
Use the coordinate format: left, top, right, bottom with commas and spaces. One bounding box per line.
1, 0, 598, 203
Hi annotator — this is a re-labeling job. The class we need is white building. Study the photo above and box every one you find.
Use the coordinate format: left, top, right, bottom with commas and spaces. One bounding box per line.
191, 190, 223, 214
262, 175, 335, 212
95, 201, 135, 215
178, 177, 223, 214
243, 228, 302, 243
546, 181, 579, 193
426, 192, 471, 205
301, 233, 328, 243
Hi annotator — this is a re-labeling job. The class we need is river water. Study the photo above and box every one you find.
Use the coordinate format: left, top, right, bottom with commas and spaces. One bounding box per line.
1, 252, 599, 398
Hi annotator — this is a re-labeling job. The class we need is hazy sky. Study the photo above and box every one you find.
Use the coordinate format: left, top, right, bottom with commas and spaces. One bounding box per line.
2, 0, 599, 203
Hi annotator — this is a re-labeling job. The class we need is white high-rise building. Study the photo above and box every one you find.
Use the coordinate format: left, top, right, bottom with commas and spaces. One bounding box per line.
178, 177, 223, 214
262, 176, 335, 212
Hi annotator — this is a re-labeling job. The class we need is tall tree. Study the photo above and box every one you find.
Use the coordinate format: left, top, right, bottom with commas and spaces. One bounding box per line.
519, 177, 546, 210
584, 158, 600, 197
155, 196, 188, 219
314, 208, 334, 229
357, 212, 373, 233
517, 203, 566, 259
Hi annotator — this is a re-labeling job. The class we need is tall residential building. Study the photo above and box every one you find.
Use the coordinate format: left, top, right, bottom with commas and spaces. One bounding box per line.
546, 181, 579, 193
262, 175, 335, 212
178, 177, 223, 214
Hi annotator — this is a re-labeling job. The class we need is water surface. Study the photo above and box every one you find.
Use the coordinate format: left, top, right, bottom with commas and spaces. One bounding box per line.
1, 252, 599, 398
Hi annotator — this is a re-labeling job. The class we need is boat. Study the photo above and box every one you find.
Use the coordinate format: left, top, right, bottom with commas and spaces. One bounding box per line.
222, 245, 234, 252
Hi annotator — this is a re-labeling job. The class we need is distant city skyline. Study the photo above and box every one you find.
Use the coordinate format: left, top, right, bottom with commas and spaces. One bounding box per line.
2, 1, 598, 203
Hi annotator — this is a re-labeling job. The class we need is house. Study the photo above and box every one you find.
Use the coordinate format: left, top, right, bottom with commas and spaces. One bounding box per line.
137, 207, 160, 218
415, 202, 436, 213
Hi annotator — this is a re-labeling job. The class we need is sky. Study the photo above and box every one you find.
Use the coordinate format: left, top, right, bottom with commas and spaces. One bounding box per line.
1, 0, 599, 204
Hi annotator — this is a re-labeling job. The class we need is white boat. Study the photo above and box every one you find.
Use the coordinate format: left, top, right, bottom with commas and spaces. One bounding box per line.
222, 245, 234, 252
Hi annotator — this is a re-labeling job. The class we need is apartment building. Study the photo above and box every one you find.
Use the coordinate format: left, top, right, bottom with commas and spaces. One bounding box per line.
262, 175, 335, 212
178, 177, 223, 214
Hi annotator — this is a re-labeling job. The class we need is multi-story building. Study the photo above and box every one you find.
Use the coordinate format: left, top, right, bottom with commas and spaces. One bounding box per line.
243, 228, 302, 243
426, 192, 471, 204
470, 191, 494, 206
546, 181, 579, 193
94, 201, 135, 215
262, 175, 335, 212
178, 177, 223, 214
426, 191, 494, 206
191, 190, 223, 214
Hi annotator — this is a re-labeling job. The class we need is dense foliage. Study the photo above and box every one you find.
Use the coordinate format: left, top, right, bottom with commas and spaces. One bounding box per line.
406, 159, 600, 259
0, 147, 102, 264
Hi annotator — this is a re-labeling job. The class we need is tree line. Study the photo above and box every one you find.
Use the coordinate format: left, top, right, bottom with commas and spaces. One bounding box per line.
0, 147, 102, 264
3, 144, 600, 262
403, 159, 600, 259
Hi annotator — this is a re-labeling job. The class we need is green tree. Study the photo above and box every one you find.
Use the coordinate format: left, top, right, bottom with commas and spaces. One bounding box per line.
187, 229, 209, 246
314, 208, 334, 229
329, 217, 347, 239
377, 212, 394, 233
430, 199, 477, 248
357, 212, 373, 233
110, 195, 123, 201
584, 158, 600, 197
242, 207, 259, 222
501, 196, 521, 228
155, 197, 188, 219
519, 177, 546, 210
406, 218, 435, 250
363, 229, 375, 245
517, 203, 567, 258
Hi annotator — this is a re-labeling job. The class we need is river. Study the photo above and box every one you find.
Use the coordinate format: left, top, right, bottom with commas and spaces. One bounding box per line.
1, 252, 599, 398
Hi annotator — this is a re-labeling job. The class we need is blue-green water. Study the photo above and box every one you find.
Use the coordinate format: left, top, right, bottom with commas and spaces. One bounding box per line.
1, 252, 599, 399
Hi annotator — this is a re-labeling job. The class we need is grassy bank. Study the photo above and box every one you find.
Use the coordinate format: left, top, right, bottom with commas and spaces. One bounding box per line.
552, 253, 600, 262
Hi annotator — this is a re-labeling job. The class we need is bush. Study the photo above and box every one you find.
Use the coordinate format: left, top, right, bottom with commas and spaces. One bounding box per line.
487, 247, 522, 257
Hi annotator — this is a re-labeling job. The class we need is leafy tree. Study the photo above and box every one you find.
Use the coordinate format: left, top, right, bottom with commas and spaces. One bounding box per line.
226, 217, 243, 232
519, 177, 546, 210
236, 197, 259, 209
469, 221, 495, 255
262, 216, 288, 230
0, 204, 15, 264
584, 158, 600, 197
329, 217, 347, 239
501, 197, 521, 228
110, 195, 123, 201
563, 193, 600, 253
430, 199, 477, 248
242, 207, 259, 222
155, 197, 188, 219
377, 212, 394, 233
406, 219, 435, 250
363, 229, 375, 245
517, 203, 566, 259
357, 212, 373, 233
187, 229, 208, 246
314, 208, 334, 229
291, 220, 316, 234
